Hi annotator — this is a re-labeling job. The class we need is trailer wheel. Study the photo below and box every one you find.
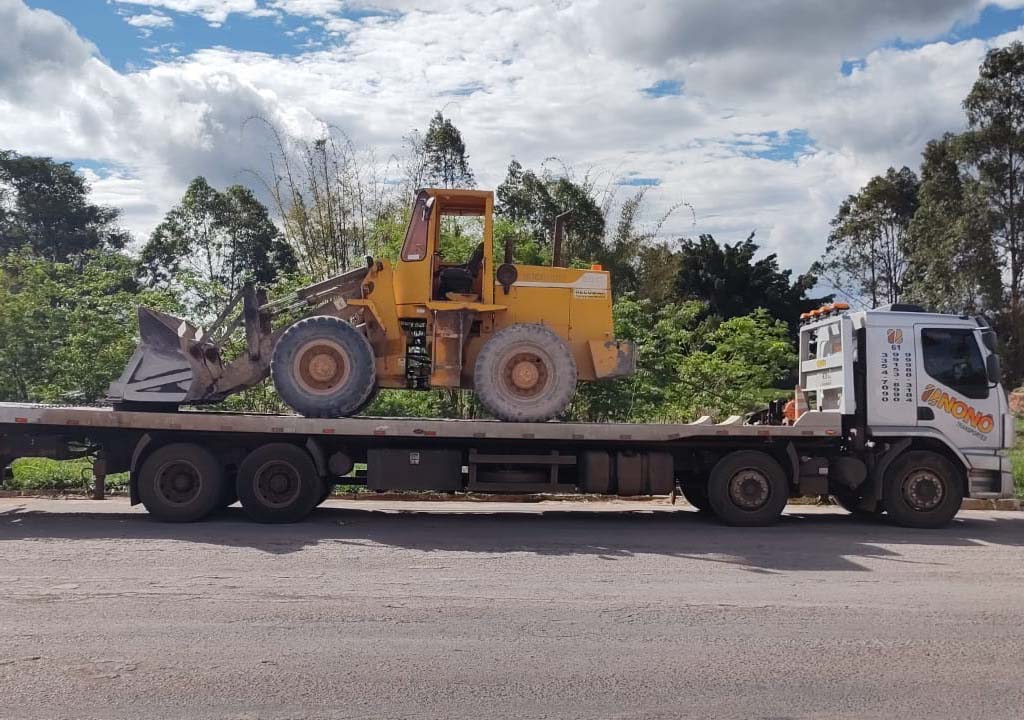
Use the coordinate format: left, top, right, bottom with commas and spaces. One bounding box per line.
706, 451, 789, 526
137, 443, 224, 522
271, 316, 376, 418
680, 484, 713, 513
474, 324, 577, 422
236, 443, 323, 523
882, 451, 962, 529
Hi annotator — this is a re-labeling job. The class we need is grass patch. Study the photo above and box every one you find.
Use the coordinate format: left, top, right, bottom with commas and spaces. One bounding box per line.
4, 457, 128, 493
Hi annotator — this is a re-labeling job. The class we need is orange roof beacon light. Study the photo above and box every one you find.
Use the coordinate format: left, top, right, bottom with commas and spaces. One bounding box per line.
833, 302, 850, 311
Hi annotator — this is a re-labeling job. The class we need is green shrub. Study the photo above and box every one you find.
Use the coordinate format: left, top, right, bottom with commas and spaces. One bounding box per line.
5, 457, 128, 492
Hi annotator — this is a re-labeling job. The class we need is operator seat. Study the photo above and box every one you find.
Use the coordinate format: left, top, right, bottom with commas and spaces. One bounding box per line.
438, 243, 485, 297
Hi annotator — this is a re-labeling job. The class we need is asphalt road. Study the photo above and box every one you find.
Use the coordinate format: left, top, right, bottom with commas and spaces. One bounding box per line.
1, 498, 1023, 720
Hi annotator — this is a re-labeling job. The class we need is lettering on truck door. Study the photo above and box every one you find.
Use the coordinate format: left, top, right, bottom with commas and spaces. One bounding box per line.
866, 323, 918, 427
915, 325, 1000, 450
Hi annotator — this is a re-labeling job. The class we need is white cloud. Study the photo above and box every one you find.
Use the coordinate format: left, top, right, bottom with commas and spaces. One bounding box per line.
112, 0, 259, 25
4, 0, 1024, 272
125, 13, 174, 30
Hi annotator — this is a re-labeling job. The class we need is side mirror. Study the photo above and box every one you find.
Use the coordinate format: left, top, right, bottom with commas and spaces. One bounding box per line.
986, 352, 1002, 386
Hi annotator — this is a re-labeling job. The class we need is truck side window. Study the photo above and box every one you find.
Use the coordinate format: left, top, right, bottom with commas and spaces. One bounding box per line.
921, 328, 988, 399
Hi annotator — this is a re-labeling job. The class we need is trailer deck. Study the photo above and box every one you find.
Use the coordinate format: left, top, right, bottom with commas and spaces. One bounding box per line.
0, 402, 842, 443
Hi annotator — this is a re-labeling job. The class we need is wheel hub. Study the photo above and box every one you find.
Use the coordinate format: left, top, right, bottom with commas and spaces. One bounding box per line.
729, 469, 771, 510
156, 461, 201, 505
255, 461, 301, 508
502, 352, 549, 398
903, 469, 944, 511
294, 340, 349, 395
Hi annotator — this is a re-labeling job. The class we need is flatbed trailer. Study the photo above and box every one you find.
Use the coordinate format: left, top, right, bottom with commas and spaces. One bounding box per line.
0, 397, 997, 529
0, 304, 1015, 528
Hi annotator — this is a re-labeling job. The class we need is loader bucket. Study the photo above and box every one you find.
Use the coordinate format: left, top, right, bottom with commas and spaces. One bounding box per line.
107, 306, 222, 405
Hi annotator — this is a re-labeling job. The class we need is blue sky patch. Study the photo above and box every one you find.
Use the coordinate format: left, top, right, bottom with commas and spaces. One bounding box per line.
618, 176, 661, 187
642, 79, 684, 98
736, 129, 816, 162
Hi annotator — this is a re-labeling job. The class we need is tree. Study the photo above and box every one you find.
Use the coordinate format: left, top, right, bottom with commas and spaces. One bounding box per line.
0, 249, 173, 403
0, 151, 128, 261
495, 160, 606, 262
412, 111, 475, 189
141, 177, 296, 321
961, 41, 1024, 384
677, 310, 796, 419
904, 134, 1001, 314
675, 233, 828, 335
814, 166, 919, 307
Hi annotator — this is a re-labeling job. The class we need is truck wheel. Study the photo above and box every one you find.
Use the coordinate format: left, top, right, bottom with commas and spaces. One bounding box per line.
137, 443, 224, 522
474, 324, 577, 422
680, 484, 713, 513
271, 316, 376, 418
236, 444, 323, 523
882, 451, 963, 529
706, 450, 789, 526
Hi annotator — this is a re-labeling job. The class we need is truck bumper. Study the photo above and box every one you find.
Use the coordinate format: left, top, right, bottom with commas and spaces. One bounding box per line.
588, 339, 636, 379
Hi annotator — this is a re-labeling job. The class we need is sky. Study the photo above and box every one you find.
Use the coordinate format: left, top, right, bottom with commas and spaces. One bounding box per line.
4, 0, 1024, 275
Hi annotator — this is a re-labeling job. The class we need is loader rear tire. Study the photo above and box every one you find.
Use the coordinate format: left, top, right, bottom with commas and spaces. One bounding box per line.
271, 316, 376, 418
474, 324, 577, 422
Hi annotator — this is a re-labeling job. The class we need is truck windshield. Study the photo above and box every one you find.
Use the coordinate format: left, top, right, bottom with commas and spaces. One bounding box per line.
921, 328, 989, 399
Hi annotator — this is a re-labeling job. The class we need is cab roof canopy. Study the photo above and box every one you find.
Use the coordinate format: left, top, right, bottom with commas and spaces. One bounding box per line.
424, 188, 492, 216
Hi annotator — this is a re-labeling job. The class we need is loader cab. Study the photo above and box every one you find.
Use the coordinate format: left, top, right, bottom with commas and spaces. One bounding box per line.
395, 188, 495, 307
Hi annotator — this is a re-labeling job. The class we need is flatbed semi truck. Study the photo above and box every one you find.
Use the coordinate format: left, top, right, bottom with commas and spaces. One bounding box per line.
0, 304, 1015, 528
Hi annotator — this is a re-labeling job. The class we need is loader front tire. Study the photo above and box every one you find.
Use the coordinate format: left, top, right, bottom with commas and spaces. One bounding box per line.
474, 324, 577, 422
271, 316, 376, 418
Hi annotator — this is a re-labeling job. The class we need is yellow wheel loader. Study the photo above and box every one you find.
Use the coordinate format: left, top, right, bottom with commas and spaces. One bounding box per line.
108, 188, 636, 421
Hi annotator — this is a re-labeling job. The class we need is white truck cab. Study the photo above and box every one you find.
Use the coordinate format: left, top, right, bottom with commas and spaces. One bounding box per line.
799, 303, 1015, 510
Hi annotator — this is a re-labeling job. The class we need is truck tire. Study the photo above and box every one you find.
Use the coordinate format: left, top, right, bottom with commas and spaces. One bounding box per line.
882, 450, 963, 529
474, 324, 577, 422
137, 443, 225, 522
706, 450, 789, 526
271, 316, 376, 418
680, 484, 713, 513
236, 443, 323, 523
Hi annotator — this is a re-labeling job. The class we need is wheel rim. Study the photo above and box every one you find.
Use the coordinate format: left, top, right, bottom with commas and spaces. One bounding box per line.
500, 350, 551, 399
902, 469, 944, 511
728, 467, 771, 511
293, 339, 350, 396
253, 460, 302, 509
155, 460, 203, 506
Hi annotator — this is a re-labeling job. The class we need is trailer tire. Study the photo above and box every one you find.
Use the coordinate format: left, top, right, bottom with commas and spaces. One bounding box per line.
882, 450, 962, 529
707, 450, 789, 526
271, 316, 376, 418
236, 444, 323, 523
137, 443, 225, 522
680, 484, 713, 513
474, 324, 577, 422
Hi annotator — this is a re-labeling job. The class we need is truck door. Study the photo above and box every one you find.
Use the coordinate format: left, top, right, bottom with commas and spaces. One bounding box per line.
915, 325, 1001, 450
